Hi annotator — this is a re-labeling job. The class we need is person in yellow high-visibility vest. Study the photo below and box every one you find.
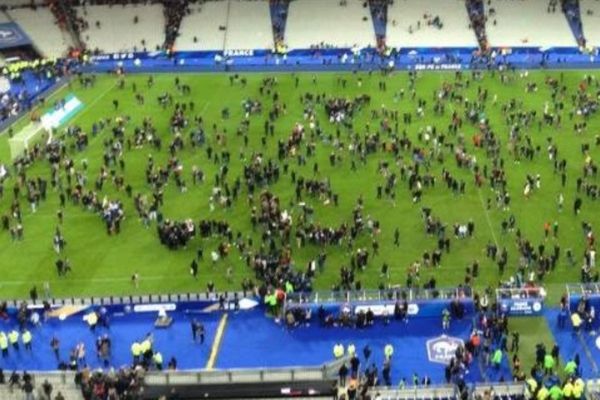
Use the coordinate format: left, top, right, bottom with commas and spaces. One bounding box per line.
131, 342, 142, 364
333, 343, 344, 358
526, 378, 538, 398
571, 313, 582, 334
87, 312, 98, 332
0, 332, 8, 357
22, 329, 32, 351
153, 351, 163, 370
573, 378, 584, 400
537, 385, 549, 400
384, 344, 394, 360
563, 380, 574, 400
347, 344, 356, 356
8, 330, 19, 351
141, 337, 153, 363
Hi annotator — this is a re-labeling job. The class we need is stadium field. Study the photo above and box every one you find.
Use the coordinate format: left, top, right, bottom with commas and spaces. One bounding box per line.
0, 69, 595, 303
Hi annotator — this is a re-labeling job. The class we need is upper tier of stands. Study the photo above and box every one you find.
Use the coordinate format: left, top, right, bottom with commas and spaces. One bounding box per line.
486, 0, 575, 47
285, 0, 374, 49
0, 12, 10, 23
175, 0, 273, 51
581, 0, 600, 47
0, 0, 44, 6
76, 4, 165, 53
175, 1, 227, 51
7, 6, 73, 58
386, 0, 477, 47
224, 0, 272, 50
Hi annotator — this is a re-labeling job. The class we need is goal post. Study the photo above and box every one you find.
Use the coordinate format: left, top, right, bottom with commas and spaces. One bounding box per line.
7, 94, 83, 160
8, 121, 47, 160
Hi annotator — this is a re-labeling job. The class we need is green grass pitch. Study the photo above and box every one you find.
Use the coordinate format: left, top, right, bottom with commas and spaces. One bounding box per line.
0, 69, 596, 304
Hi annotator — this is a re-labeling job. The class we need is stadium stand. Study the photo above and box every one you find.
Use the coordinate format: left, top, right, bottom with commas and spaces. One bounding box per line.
386, 0, 477, 48
7, 6, 73, 58
562, 0, 585, 47
175, 1, 228, 51
0, 0, 44, 6
76, 4, 164, 53
466, 0, 487, 49
163, 0, 187, 50
0, 375, 84, 400
368, 0, 389, 48
270, 0, 290, 50
0, 11, 10, 24
285, 0, 375, 49
485, 0, 575, 47
581, 0, 600, 47
224, 0, 273, 50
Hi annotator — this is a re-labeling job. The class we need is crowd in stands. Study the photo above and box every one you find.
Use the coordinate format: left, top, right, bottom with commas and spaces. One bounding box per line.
76, 367, 144, 400
466, 0, 487, 49
0, 364, 144, 399
368, 0, 391, 48
561, 0, 585, 47
270, 0, 290, 51
163, 0, 189, 50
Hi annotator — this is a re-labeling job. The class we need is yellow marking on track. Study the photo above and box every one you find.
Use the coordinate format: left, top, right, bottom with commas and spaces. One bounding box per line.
205, 313, 228, 370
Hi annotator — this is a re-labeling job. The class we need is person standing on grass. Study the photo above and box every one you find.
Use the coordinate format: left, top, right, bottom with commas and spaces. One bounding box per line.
574, 197, 582, 214
190, 259, 198, 279
131, 272, 140, 288
226, 265, 233, 283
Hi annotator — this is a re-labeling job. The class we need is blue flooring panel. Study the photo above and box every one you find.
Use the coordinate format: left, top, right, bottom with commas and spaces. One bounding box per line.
0, 305, 517, 385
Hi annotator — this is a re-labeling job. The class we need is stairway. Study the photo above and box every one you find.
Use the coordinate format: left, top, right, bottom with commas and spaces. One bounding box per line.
562, 0, 585, 47
368, 0, 389, 49
465, 0, 487, 50
269, 0, 290, 51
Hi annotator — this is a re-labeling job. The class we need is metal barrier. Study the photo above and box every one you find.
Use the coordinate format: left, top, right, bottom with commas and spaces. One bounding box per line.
370, 384, 458, 400
471, 382, 527, 399
1, 290, 252, 308
586, 379, 600, 400
9, 355, 345, 388
286, 288, 468, 305
566, 283, 600, 299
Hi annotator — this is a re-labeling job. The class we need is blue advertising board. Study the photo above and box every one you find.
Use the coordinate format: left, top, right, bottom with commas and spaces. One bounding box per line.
498, 297, 544, 316
288, 297, 474, 319
0, 23, 32, 49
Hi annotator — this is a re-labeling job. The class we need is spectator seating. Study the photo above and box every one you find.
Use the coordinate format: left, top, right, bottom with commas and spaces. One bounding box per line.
0, 11, 11, 23
581, 0, 600, 47
0, 379, 83, 400
486, 0, 575, 47
285, 0, 375, 49
386, 0, 477, 48
7, 6, 73, 58
76, 4, 164, 53
1, 0, 44, 6
270, 0, 290, 49
175, 1, 228, 51
224, 0, 273, 50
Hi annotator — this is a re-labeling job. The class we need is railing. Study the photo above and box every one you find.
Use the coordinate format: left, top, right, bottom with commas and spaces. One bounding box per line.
587, 379, 600, 400
10, 357, 346, 388
369, 384, 457, 400
3, 290, 252, 309
286, 287, 469, 305
471, 382, 527, 399
496, 287, 545, 299
566, 283, 600, 298
371, 382, 527, 400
